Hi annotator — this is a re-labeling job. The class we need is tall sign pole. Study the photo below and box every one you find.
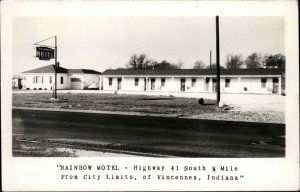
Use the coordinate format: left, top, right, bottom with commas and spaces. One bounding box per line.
54, 36, 57, 99
34, 36, 58, 99
210, 50, 212, 69
216, 16, 221, 104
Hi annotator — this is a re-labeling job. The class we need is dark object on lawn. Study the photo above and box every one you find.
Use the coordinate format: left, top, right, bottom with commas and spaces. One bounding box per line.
198, 98, 204, 105
198, 98, 216, 105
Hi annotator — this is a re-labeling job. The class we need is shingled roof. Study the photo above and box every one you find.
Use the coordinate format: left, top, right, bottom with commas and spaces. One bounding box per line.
68, 69, 101, 74
23, 65, 68, 73
102, 68, 284, 76
23, 65, 101, 74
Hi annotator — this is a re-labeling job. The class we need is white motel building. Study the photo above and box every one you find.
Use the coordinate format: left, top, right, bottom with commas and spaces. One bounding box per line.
22, 64, 101, 90
21, 65, 285, 95
100, 68, 285, 95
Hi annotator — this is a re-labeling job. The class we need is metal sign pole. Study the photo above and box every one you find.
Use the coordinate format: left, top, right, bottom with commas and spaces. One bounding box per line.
54, 36, 57, 99
33, 36, 57, 99
216, 16, 221, 104
210, 50, 212, 69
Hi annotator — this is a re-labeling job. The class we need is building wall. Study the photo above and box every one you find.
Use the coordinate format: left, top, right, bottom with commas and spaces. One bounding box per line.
240, 77, 279, 94
101, 75, 281, 94
22, 73, 69, 90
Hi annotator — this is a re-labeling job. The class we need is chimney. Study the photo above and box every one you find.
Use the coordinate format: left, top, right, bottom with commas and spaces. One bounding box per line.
57, 62, 60, 68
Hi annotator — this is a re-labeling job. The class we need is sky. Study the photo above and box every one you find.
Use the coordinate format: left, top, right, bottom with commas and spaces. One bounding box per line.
13, 17, 284, 75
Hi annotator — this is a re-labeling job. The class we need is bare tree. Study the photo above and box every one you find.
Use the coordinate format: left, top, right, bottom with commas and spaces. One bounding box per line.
193, 60, 206, 69
246, 53, 263, 68
126, 54, 152, 69
225, 54, 244, 69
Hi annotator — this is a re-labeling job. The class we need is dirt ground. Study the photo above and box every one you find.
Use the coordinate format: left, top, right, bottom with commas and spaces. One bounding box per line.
12, 93, 285, 123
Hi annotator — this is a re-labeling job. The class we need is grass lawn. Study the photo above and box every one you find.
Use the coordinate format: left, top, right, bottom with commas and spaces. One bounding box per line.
12, 92, 284, 123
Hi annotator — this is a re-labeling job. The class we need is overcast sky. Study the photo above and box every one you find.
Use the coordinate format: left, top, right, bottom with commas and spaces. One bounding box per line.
13, 17, 284, 75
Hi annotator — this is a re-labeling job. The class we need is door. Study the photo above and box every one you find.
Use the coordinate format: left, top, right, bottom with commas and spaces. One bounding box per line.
150, 78, 155, 90
272, 78, 279, 93
180, 78, 185, 91
212, 79, 217, 92
144, 78, 147, 91
117, 78, 122, 90
205, 78, 210, 91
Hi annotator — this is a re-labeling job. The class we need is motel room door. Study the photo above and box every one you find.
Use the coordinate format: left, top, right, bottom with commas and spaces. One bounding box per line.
212, 78, 217, 92
144, 78, 147, 91
117, 78, 122, 90
272, 78, 279, 94
150, 78, 155, 90
180, 78, 185, 91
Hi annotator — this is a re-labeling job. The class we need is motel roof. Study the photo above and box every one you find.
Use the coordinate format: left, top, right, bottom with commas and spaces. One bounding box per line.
23, 65, 69, 73
23, 65, 101, 74
68, 69, 101, 74
102, 68, 284, 76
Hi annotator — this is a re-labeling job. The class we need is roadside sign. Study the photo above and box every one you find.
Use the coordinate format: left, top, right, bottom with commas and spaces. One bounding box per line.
36, 46, 54, 60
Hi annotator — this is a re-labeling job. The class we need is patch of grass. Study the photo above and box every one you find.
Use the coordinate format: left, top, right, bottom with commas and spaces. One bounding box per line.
12, 93, 284, 123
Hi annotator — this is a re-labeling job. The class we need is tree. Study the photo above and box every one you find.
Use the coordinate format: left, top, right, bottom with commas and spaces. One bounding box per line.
264, 54, 285, 68
149, 60, 182, 70
205, 63, 224, 69
245, 53, 263, 68
193, 60, 206, 69
126, 54, 152, 69
225, 54, 244, 69
176, 60, 184, 69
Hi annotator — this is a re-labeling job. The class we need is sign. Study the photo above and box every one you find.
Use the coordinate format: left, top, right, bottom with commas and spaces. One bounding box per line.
36, 46, 55, 60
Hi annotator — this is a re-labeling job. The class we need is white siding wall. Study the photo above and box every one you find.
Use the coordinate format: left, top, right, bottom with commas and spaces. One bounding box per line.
101, 75, 281, 94
240, 77, 274, 94
102, 76, 119, 91
122, 77, 145, 91
22, 73, 69, 90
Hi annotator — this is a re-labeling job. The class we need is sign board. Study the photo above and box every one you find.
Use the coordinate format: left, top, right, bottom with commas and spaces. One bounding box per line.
36, 46, 54, 60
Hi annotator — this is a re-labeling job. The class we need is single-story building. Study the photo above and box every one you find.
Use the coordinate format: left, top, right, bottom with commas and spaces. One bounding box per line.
12, 75, 23, 89
100, 68, 285, 95
22, 64, 101, 90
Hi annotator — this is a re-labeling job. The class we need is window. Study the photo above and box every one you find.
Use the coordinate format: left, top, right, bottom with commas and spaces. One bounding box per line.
109, 78, 113, 86
261, 78, 267, 88
36, 76, 41, 83
161, 78, 165, 87
71, 78, 81, 82
191, 78, 196, 87
135, 78, 139, 86
49, 76, 52, 84
60, 76, 63, 84
225, 78, 230, 88
42, 76, 44, 83
33, 76, 36, 83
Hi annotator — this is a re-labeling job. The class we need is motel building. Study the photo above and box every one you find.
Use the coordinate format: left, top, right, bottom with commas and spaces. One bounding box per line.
100, 68, 285, 96
22, 64, 101, 90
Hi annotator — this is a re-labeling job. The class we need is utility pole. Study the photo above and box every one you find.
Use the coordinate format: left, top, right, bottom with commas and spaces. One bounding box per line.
210, 50, 212, 69
54, 36, 57, 99
216, 16, 221, 104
